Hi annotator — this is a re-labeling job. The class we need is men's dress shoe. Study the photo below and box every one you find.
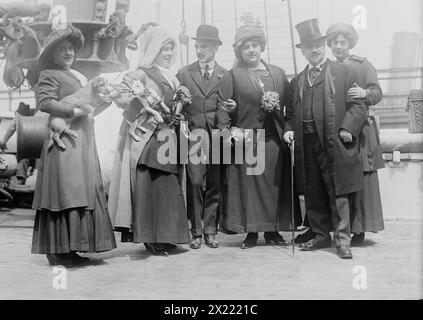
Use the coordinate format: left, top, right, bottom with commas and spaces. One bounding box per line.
299, 238, 331, 251
241, 233, 258, 249
264, 232, 288, 245
190, 236, 202, 249
351, 233, 365, 246
336, 245, 353, 259
294, 229, 315, 244
204, 234, 219, 248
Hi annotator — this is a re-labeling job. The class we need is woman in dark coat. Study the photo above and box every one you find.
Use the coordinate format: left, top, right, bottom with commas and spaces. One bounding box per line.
108, 26, 190, 255
326, 23, 384, 245
31, 26, 116, 267
216, 23, 296, 249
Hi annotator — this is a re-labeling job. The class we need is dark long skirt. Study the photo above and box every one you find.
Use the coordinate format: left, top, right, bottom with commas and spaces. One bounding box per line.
31, 179, 117, 254
132, 165, 190, 244
220, 135, 294, 233
350, 118, 385, 233
350, 172, 385, 233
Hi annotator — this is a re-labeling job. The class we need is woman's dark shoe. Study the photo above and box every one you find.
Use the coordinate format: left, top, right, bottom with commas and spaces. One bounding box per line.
67, 252, 90, 265
121, 230, 134, 243
264, 232, 288, 245
163, 243, 177, 251
351, 233, 365, 246
241, 233, 258, 249
144, 243, 169, 256
46, 254, 73, 268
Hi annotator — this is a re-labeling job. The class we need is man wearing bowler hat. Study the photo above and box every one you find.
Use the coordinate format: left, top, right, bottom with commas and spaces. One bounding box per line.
176, 25, 227, 249
286, 18, 367, 258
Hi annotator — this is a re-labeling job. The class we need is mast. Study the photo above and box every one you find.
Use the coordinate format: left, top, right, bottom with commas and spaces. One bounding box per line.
287, 0, 298, 75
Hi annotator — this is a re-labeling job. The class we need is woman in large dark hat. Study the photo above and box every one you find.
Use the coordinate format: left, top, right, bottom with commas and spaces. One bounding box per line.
326, 23, 384, 245
31, 25, 116, 267
216, 22, 298, 249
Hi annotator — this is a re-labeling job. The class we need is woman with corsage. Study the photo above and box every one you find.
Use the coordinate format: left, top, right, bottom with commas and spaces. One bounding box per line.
216, 23, 297, 249
108, 26, 190, 255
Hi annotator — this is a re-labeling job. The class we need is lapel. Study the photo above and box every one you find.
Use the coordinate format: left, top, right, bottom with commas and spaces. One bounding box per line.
313, 59, 329, 87
323, 61, 336, 152
204, 63, 224, 97
188, 62, 207, 96
298, 67, 307, 101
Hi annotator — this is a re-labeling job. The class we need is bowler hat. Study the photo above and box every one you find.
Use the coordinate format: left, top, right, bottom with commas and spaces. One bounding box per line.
295, 18, 326, 48
38, 25, 85, 70
192, 24, 222, 45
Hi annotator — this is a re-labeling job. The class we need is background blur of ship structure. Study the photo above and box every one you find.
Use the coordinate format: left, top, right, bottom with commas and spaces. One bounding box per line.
0, 0, 421, 220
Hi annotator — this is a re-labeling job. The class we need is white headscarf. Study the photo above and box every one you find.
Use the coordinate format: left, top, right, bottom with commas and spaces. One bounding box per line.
137, 26, 179, 90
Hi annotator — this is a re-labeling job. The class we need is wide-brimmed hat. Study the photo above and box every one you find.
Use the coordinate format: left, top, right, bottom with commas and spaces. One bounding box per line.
232, 23, 266, 59
295, 18, 326, 48
325, 23, 359, 49
38, 25, 84, 70
191, 24, 222, 45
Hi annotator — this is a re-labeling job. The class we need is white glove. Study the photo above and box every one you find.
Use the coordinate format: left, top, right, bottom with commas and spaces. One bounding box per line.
283, 131, 294, 144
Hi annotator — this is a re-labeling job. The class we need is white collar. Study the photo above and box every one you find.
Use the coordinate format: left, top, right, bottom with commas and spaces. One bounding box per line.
154, 64, 180, 90
307, 61, 324, 72
199, 60, 216, 70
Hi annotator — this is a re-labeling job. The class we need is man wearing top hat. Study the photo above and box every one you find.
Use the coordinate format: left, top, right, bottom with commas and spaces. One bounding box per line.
176, 25, 227, 249
286, 18, 367, 258
326, 23, 384, 246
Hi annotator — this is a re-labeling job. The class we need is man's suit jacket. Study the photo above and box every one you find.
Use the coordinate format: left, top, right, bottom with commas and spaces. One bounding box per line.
287, 59, 367, 196
176, 62, 228, 132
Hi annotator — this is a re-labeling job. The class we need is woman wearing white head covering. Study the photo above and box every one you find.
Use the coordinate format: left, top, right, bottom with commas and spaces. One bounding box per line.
108, 26, 190, 255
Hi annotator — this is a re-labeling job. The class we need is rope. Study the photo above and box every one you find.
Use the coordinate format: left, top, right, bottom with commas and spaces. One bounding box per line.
263, 0, 271, 63
233, 0, 238, 30
286, 0, 298, 75
178, 0, 189, 66
211, 0, 214, 25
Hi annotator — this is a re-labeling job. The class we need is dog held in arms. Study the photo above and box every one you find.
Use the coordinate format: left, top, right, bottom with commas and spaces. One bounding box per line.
47, 76, 113, 150
109, 76, 172, 142
48, 75, 174, 149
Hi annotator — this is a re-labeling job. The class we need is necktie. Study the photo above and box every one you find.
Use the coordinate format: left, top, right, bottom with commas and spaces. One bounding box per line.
203, 64, 210, 81
309, 66, 320, 85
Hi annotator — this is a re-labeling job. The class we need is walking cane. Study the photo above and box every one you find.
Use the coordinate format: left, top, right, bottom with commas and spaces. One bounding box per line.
289, 139, 295, 255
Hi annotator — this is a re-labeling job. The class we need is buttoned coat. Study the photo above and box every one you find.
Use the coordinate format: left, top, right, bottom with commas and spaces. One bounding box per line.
176, 62, 227, 131
287, 60, 367, 196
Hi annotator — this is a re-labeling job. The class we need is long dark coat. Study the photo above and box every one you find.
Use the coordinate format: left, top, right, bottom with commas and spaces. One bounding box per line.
288, 60, 367, 196
345, 55, 384, 172
344, 55, 385, 233
215, 61, 298, 233
32, 68, 116, 254
108, 66, 189, 243
33, 69, 100, 211
176, 62, 227, 131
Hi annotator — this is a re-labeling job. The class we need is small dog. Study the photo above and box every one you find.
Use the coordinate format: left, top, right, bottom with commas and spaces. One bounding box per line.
108, 77, 171, 142
48, 76, 113, 150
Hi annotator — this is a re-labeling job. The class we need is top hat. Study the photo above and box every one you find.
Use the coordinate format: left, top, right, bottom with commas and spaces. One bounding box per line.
295, 18, 326, 48
191, 24, 222, 45
38, 25, 85, 70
